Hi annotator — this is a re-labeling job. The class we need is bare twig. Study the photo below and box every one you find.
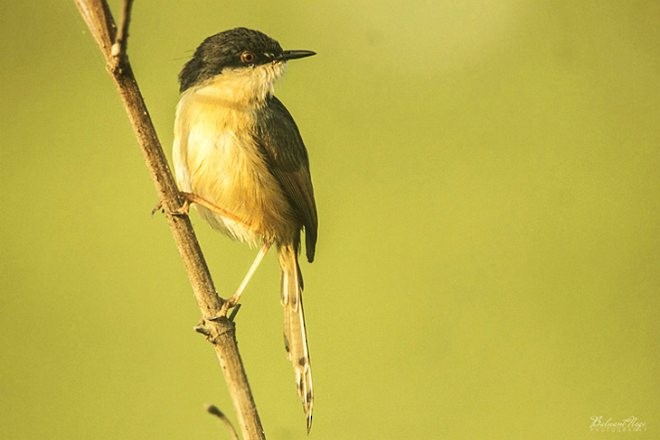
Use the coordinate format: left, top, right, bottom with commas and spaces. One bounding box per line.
111, 0, 133, 58
74, 1, 265, 438
207, 405, 240, 440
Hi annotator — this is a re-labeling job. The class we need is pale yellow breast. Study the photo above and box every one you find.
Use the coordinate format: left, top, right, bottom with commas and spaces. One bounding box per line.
173, 87, 295, 246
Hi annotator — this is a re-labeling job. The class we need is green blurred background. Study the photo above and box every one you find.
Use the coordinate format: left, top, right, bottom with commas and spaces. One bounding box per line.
1, 1, 658, 439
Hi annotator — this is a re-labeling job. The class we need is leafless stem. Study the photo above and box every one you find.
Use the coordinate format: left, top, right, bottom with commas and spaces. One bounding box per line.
111, 0, 133, 58
207, 405, 240, 440
73, 1, 265, 438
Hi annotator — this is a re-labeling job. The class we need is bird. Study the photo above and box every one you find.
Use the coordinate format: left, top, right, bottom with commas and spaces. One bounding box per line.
172, 27, 317, 431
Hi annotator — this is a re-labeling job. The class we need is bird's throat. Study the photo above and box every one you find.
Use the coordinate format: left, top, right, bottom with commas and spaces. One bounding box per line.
191, 62, 286, 109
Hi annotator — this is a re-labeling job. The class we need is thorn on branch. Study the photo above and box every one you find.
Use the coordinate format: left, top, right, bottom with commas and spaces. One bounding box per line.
228, 304, 242, 322
195, 322, 212, 337
150, 200, 164, 216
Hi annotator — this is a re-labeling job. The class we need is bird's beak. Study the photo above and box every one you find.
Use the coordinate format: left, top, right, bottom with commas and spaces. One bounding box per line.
278, 50, 316, 61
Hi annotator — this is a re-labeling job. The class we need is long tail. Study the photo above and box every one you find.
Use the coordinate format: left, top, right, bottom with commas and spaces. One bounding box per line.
278, 244, 313, 432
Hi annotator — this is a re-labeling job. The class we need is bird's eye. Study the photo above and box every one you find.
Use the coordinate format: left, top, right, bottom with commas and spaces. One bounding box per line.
240, 51, 256, 64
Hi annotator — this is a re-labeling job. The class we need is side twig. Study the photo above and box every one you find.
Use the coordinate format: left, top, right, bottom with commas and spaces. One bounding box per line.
73, 1, 265, 438
207, 405, 240, 440
111, 0, 133, 58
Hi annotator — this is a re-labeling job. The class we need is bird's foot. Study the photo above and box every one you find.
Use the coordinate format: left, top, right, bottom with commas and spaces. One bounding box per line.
178, 192, 247, 225
150, 192, 193, 217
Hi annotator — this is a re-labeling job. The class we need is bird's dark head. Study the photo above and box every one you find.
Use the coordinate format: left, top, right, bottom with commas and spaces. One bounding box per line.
179, 27, 315, 94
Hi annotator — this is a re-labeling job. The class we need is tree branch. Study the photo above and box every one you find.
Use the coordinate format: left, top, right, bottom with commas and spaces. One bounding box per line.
73, 1, 265, 438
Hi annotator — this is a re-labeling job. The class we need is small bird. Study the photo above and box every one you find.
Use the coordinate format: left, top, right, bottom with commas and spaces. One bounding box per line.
172, 28, 317, 430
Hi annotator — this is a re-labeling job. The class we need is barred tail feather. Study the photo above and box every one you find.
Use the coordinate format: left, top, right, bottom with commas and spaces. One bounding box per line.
279, 244, 313, 432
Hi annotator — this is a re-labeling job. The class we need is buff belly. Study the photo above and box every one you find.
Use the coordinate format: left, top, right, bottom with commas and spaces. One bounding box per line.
173, 89, 295, 247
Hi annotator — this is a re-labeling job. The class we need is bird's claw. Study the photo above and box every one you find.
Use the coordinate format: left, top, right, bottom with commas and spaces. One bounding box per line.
150, 194, 192, 217
151, 201, 163, 216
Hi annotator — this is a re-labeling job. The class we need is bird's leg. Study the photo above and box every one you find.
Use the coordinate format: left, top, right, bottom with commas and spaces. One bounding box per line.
221, 242, 272, 314
166, 192, 247, 227
152, 191, 254, 234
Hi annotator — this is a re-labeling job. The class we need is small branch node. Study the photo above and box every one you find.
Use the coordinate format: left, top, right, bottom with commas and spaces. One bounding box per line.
110, 41, 121, 57
195, 317, 235, 345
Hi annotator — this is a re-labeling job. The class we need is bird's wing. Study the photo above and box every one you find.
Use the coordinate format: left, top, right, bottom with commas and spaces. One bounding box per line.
254, 96, 318, 262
